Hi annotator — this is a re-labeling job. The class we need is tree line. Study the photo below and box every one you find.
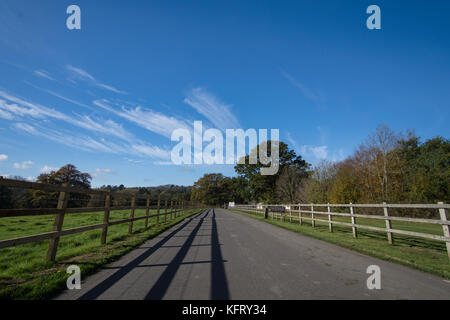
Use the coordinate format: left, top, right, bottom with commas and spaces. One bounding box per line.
0, 164, 191, 209
191, 125, 449, 209
1, 125, 448, 212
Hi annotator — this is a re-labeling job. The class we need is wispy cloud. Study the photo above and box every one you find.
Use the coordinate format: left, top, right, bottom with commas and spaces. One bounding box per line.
34, 69, 55, 81
40, 165, 58, 173
286, 132, 328, 162
95, 168, 115, 174
14, 122, 119, 154
300, 145, 328, 160
72, 115, 134, 142
94, 99, 190, 138
184, 87, 239, 130
66, 65, 127, 94
0, 90, 133, 141
13, 160, 33, 169
285, 132, 301, 152
0, 107, 14, 120
24, 81, 94, 111
0, 154, 8, 161
92, 168, 116, 178
14, 122, 170, 160
282, 71, 326, 109
131, 144, 171, 159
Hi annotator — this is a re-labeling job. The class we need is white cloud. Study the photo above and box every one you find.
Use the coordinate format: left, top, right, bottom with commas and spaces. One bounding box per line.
184, 87, 239, 130
153, 160, 175, 165
71, 115, 133, 142
0, 91, 134, 142
285, 132, 301, 152
0, 107, 14, 120
14, 122, 170, 160
0, 154, 8, 161
24, 81, 94, 111
92, 168, 116, 178
34, 70, 55, 81
95, 168, 115, 174
131, 144, 171, 160
94, 99, 190, 138
40, 165, 58, 173
282, 71, 326, 109
66, 65, 95, 81
300, 145, 328, 160
0, 90, 77, 123
66, 65, 127, 94
13, 160, 33, 169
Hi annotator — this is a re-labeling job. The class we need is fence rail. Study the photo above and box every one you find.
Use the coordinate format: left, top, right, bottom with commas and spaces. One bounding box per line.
0, 178, 202, 260
232, 202, 450, 259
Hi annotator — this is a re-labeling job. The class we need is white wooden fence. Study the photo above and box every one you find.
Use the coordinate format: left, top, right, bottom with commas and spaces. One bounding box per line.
232, 202, 450, 259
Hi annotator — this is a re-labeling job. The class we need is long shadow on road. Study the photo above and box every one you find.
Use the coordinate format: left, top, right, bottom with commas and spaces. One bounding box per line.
144, 210, 209, 299
211, 209, 230, 299
78, 208, 230, 300
78, 210, 207, 300
144, 208, 230, 299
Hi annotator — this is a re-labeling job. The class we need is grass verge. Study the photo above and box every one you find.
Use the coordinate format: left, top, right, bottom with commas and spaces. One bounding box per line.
230, 209, 450, 279
0, 208, 204, 299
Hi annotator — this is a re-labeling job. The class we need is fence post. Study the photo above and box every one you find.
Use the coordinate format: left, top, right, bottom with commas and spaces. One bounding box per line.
350, 203, 357, 238
164, 199, 168, 223
438, 202, 450, 259
100, 193, 111, 244
170, 200, 174, 220
143, 196, 150, 228
156, 196, 160, 226
311, 204, 315, 228
128, 196, 136, 234
383, 202, 393, 244
46, 184, 69, 261
289, 206, 292, 223
173, 200, 177, 218
298, 204, 302, 225
328, 203, 333, 233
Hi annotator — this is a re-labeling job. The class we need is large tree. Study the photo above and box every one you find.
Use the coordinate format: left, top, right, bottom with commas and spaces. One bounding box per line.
32, 164, 92, 208
191, 173, 232, 206
234, 141, 310, 203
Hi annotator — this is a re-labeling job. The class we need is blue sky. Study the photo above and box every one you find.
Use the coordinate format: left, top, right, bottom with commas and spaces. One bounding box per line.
0, 0, 449, 187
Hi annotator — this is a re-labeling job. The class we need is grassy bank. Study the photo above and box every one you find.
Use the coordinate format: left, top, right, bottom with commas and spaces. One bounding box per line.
231, 209, 450, 279
0, 208, 203, 299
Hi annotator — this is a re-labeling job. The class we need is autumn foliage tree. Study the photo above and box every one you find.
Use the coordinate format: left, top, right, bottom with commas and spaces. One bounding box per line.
302, 125, 449, 211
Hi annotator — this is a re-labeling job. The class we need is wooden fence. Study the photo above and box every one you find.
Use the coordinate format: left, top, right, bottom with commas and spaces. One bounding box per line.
0, 178, 202, 261
232, 202, 450, 259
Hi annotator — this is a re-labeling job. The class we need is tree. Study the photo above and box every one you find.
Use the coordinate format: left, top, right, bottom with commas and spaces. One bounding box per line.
32, 164, 92, 208
361, 124, 403, 202
302, 160, 337, 203
329, 159, 362, 204
191, 173, 232, 206
37, 164, 91, 188
399, 135, 450, 203
235, 141, 310, 203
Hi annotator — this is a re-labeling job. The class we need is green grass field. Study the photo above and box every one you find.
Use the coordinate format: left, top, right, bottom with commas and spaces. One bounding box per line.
0, 208, 203, 299
231, 209, 450, 279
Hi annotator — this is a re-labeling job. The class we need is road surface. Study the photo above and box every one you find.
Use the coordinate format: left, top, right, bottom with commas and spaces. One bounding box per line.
56, 208, 450, 300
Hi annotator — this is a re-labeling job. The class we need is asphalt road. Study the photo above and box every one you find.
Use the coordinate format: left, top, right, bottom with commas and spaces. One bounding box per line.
56, 208, 450, 300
